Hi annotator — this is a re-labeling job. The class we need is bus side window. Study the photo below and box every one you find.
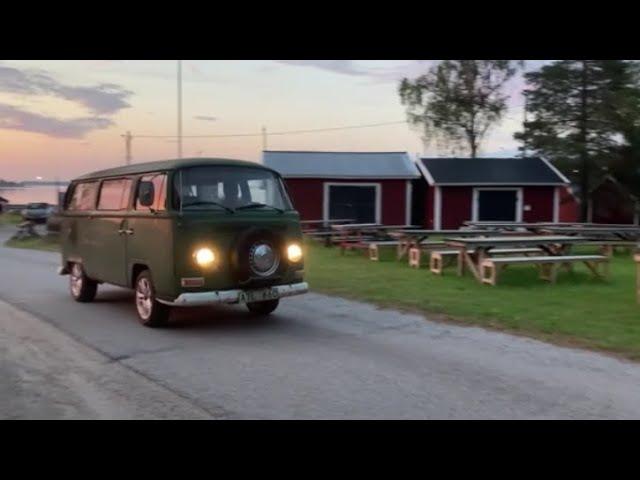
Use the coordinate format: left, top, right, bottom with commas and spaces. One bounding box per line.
97, 178, 133, 211
68, 182, 99, 211
136, 173, 167, 211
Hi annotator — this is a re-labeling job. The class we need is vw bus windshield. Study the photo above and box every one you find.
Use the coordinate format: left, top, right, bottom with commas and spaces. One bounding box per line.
173, 166, 293, 212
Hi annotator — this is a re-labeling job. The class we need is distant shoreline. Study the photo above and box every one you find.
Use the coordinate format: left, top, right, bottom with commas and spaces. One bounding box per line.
0, 182, 69, 188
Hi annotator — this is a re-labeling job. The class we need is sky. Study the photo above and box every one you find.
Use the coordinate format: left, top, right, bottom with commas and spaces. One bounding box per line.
0, 60, 536, 181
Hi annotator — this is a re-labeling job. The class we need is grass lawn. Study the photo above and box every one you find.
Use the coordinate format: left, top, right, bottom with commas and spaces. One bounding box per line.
4, 234, 60, 252
305, 241, 640, 360
0, 211, 22, 225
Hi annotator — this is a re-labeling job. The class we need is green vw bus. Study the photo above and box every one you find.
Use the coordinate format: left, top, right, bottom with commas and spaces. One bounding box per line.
58, 158, 308, 327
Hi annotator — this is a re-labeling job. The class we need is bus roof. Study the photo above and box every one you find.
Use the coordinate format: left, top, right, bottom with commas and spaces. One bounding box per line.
74, 158, 278, 181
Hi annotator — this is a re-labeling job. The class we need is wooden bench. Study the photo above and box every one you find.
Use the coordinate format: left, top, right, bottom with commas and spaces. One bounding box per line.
367, 241, 402, 261
429, 248, 542, 274
405, 242, 448, 267
573, 240, 638, 257
338, 236, 377, 255
481, 255, 609, 286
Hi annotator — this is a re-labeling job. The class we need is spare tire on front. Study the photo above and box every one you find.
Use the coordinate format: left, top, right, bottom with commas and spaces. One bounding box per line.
230, 227, 286, 284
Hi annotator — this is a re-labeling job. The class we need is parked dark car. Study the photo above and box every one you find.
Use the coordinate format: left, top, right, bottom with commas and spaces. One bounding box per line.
21, 202, 55, 223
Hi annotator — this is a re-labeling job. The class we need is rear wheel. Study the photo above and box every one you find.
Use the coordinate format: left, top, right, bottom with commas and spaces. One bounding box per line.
135, 270, 171, 327
246, 299, 279, 315
69, 263, 97, 302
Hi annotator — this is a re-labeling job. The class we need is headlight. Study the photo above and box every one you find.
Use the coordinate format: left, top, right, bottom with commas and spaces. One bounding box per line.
194, 247, 215, 267
287, 243, 303, 262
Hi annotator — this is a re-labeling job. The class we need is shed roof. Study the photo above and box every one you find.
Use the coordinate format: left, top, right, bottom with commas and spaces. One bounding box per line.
262, 151, 421, 179
74, 158, 276, 181
418, 157, 569, 186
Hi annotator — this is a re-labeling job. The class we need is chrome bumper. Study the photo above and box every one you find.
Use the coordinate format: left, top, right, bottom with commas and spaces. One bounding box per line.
158, 282, 309, 307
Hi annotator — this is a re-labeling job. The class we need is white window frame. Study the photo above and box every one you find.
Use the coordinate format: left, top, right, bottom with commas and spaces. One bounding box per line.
434, 186, 442, 230
472, 187, 523, 222
323, 182, 382, 224
405, 180, 413, 226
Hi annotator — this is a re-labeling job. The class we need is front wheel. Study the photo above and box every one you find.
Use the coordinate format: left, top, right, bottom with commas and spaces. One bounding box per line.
246, 299, 279, 315
135, 270, 171, 327
69, 263, 97, 302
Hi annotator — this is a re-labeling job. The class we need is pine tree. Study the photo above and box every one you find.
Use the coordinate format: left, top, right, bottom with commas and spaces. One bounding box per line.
515, 60, 640, 221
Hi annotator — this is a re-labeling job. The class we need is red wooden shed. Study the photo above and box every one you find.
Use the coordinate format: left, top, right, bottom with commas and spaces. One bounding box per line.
263, 151, 421, 225
416, 157, 570, 229
558, 185, 580, 223
588, 175, 639, 224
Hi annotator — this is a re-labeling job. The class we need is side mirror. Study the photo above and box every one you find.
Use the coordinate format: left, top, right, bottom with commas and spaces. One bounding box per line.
138, 181, 155, 207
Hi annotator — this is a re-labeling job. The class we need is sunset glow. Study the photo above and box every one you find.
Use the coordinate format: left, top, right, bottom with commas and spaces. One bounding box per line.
0, 60, 531, 181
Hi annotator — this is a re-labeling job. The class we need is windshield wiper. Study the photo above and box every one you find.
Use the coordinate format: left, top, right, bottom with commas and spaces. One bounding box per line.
181, 200, 235, 213
236, 202, 284, 213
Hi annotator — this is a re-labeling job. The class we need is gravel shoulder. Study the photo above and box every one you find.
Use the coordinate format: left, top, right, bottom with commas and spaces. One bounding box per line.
0, 300, 214, 419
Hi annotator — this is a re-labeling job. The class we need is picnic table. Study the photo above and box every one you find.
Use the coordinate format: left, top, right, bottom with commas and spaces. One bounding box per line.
300, 218, 354, 230
302, 219, 356, 246
444, 235, 590, 282
329, 224, 420, 255
534, 226, 640, 241
388, 229, 493, 260
464, 221, 640, 240
464, 221, 533, 231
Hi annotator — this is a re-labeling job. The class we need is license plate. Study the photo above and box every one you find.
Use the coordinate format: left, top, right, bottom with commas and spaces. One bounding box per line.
238, 287, 279, 304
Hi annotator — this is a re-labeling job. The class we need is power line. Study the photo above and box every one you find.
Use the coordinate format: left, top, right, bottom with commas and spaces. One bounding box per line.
131, 120, 409, 139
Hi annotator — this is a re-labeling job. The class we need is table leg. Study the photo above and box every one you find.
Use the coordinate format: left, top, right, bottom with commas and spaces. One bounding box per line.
397, 240, 408, 260
456, 247, 465, 276
465, 251, 481, 282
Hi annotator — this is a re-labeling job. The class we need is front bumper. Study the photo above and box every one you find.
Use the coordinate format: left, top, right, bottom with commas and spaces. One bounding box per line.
157, 282, 309, 307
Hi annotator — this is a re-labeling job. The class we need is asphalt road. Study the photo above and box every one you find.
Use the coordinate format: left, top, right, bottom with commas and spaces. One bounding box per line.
2, 227, 640, 419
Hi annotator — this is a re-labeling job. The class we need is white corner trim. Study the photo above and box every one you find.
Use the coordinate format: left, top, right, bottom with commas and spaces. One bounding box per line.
472, 187, 523, 222
434, 186, 442, 230
553, 186, 560, 222
541, 157, 571, 184
415, 160, 436, 186
405, 180, 413, 226
323, 182, 382, 224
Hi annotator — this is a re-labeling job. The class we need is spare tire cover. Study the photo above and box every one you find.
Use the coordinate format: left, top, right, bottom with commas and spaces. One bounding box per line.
230, 227, 285, 282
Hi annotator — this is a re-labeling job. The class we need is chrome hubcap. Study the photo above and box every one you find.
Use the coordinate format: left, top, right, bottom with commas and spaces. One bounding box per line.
136, 278, 153, 320
250, 242, 279, 277
70, 264, 83, 297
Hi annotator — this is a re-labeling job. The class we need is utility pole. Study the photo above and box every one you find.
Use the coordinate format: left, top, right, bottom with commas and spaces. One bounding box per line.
121, 131, 132, 165
177, 60, 183, 159
262, 126, 268, 151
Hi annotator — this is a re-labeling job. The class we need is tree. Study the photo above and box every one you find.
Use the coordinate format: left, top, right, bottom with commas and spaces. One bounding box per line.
399, 60, 523, 157
515, 60, 640, 221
